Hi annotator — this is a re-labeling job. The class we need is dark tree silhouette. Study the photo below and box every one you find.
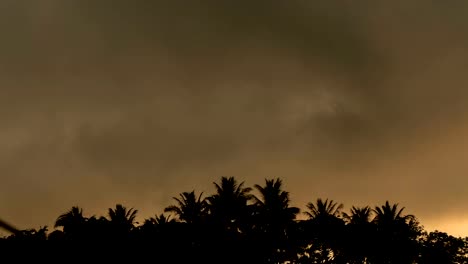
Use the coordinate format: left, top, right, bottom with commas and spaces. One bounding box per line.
207, 176, 253, 232
147, 213, 175, 226
140, 213, 176, 235
301, 199, 346, 263
54, 206, 86, 238
253, 178, 300, 230
305, 198, 343, 219
342, 206, 375, 263
206, 177, 253, 263
420, 231, 467, 264
107, 204, 137, 241
371, 201, 421, 264
108, 204, 137, 222
164, 191, 207, 224
164, 191, 213, 262
108, 204, 137, 226
252, 178, 300, 263
342, 206, 372, 225
6, 226, 48, 241
1, 177, 466, 264
373, 201, 414, 225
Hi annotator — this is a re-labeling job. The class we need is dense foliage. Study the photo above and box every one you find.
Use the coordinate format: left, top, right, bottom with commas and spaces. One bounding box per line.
1, 177, 467, 263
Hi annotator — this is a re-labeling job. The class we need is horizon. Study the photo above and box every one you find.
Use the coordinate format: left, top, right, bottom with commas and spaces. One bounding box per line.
1, 176, 467, 238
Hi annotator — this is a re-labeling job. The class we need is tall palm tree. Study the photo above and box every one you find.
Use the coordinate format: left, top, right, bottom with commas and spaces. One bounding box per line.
207, 176, 253, 231
108, 204, 138, 232
164, 191, 207, 224
253, 178, 300, 263
203, 177, 254, 263
253, 178, 299, 229
342, 206, 375, 264
371, 201, 420, 264
54, 206, 86, 235
303, 199, 345, 263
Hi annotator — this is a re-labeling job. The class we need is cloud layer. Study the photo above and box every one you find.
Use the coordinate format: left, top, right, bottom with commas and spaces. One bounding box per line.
1, 1, 468, 235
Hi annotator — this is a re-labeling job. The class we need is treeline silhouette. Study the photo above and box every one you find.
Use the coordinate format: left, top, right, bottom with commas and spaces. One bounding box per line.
1, 177, 467, 263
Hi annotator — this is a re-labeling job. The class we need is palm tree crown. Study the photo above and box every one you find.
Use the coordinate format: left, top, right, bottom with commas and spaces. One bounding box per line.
55, 206, 86, 234
202, 176, 254, 263
373, 201, 414, 225
150, 214, 175, 226
253, 178, 299, 225
108, 204, 138, 229
164, 191, 207, 224
305, 198, 343, 220
342, 206, 373, 225
207, 176, 252, 230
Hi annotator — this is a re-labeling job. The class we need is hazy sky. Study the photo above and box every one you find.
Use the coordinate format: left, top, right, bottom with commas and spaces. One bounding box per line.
1, 1, 468, 236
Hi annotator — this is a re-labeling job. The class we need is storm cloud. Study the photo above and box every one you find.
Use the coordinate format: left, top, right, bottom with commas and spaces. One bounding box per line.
1, 1, 468, 236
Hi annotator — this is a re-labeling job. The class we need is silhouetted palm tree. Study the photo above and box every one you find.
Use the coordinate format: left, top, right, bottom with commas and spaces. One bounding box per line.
149, 213, 175, 226
54, 206, 86, 237
342, 206, 372, 225
138, 213, 177, 244
303, 199, 345, 263
207, 176, 252, 231
107, 204, 138, 239
108, 204, 137, 225
85, 215, 112, 241
164, 191, 207, 224
373, 201, 414, 225
253, 178, 300, 263
2, 177, 465, 264
205, 177, 254, 263
371, 201, 420, 264
305, 198, 343, 220
253, 178, 300, 227
342, 206, 375, 264
164, 191, 212, 263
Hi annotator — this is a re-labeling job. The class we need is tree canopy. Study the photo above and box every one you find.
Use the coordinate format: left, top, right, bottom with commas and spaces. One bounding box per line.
1, 177, 466, 264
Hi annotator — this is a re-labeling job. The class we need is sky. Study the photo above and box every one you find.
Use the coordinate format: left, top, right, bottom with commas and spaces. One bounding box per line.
1, 1, 468, 236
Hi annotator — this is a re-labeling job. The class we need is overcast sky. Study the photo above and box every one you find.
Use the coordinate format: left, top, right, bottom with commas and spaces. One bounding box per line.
1, 1, 468, 236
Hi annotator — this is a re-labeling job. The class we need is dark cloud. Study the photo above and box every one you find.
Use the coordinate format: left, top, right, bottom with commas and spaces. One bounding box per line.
1, 1, 468, 235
